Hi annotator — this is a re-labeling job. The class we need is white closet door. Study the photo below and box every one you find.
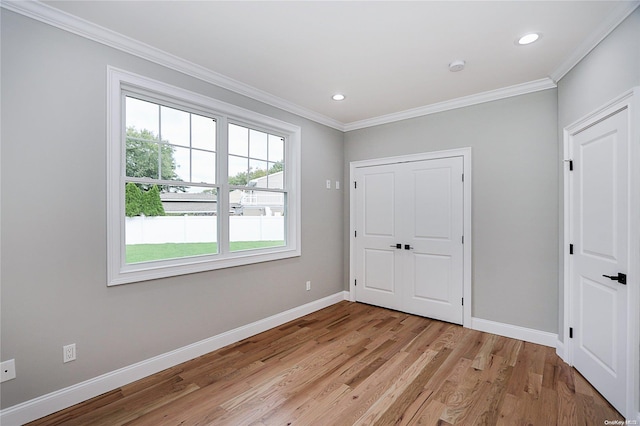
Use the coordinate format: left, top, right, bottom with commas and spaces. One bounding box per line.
355, 156, 464, 324
402, 157, 464, 323
354, 164, 403, 311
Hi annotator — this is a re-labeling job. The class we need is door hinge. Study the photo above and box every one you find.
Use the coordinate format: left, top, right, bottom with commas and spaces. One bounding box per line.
461, 236, 464, 244
462, 174, 464, 182
461, 297, 464, 306
569, 160, 573, 171
569, 244, 574, 255
569, 327, 573, 338
354, 181, 357, 189
354, 279, 357, 286
354, 230, 357, 238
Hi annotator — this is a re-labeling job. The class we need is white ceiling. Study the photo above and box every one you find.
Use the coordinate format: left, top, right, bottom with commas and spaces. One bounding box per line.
36, 1, 640, 128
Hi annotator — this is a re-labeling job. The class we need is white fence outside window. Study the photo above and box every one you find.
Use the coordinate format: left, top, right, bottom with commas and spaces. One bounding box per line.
125, 216, 284, 244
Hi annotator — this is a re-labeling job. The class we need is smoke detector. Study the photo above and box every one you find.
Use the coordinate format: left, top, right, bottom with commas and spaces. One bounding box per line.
449, 60, 466, 72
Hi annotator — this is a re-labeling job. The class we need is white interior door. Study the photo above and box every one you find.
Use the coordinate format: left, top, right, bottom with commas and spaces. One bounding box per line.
403, 158, 464, 323
570, 108, 629, 415
354, 156, 464, 324
354, 164, 403, 311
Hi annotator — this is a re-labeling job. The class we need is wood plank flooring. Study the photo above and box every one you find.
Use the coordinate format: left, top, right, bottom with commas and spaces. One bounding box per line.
29, 301, 623, 425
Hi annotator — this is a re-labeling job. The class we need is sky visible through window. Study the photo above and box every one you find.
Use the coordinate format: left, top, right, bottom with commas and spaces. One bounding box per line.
228, 123, 284, 189
126, 97, 217, 189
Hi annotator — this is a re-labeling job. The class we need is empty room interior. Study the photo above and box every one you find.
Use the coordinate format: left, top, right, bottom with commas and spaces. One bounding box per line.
1, 1, 640, 424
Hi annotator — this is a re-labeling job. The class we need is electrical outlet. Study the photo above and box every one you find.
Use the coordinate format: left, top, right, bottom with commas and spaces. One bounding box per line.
0, 359, 16, 383
63, 344, 76, 363
336, 181, 340, 190
306, 281, 311, 291
325, 179, 331, 189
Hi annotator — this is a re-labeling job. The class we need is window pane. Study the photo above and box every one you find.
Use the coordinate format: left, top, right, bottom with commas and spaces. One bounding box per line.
229, 124, 248, 156
161, 106, 190, 147
230, 190, 285, 252
126, 97, 159, 137
192, 114, 216, 151
125, 185, 218, 263
268, 134, 284, 163
126, 137, 159, 179
249, 129, 268, 160
229, 155, 248, 185
267, 163, 284, 189
192, 150, 216, 184
171, 146, 191, 182
249, 160, 268, 187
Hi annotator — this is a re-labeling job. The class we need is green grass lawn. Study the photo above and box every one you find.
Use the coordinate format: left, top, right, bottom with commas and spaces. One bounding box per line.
126, 241, 285, 263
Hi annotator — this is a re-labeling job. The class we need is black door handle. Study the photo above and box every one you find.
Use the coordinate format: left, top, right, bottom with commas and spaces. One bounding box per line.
389, 243, 402, 249
602, 273, 627, 285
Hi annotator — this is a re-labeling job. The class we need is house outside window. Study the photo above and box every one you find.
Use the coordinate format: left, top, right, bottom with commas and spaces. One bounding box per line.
108, 68, 301, 285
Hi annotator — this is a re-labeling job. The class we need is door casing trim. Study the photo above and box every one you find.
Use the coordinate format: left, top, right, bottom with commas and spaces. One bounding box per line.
561, 87, 639, 419
349, 147, 472, 327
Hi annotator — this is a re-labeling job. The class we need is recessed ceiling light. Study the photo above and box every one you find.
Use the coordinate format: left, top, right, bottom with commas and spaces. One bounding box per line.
517, 33, 540, 45
332, 94, 346, 101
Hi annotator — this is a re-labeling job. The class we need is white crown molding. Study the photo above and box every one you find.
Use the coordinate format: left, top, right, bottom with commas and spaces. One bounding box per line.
1, 0, 636, 132
343, 78, 557, 132
0, 0, 345, 131
549, 1, 640, 82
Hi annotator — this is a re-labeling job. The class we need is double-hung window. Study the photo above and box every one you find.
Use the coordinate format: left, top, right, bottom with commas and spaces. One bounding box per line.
108, 68, 300, 285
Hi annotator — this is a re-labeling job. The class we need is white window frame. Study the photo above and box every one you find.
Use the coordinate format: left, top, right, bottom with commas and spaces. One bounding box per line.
107, 67, 301, 286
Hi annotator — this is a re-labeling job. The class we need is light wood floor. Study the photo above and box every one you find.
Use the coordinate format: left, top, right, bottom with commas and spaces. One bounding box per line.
30, 301, 623, 425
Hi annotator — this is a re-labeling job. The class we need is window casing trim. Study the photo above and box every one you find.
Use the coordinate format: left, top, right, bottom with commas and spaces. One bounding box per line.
107, 66, 301, 286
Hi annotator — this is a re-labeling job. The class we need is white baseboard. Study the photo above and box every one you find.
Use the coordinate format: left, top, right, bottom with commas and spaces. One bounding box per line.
471, 317, 558, 348
556, 338, 567, 361
0, 291, 349, 426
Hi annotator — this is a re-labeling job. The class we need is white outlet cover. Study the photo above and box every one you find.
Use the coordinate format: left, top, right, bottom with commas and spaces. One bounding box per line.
63, 344, 76, 363
1, 359, 16, 382
325, 179, 331, 189
336, 181, 340, 190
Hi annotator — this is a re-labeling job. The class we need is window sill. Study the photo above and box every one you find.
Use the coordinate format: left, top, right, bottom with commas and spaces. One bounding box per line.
108, 246, 301, 286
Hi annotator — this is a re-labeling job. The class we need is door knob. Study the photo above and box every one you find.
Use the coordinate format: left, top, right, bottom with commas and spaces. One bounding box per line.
404, 244, 414, 250
389, 244, 401, 249
602, 273, 627, 285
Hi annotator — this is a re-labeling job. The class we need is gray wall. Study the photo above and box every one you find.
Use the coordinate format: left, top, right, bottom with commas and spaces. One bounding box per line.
0, 11, 344, 408
344, 90, 559, 333
558, 9, 640, 127
556, 8, 640, 342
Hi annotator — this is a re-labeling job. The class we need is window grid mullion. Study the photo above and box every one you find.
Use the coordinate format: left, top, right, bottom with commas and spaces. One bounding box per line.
157, 104, 162, 180
218, 116, 230, 256
228, 186, 287, 194
123, 176, 218, 189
